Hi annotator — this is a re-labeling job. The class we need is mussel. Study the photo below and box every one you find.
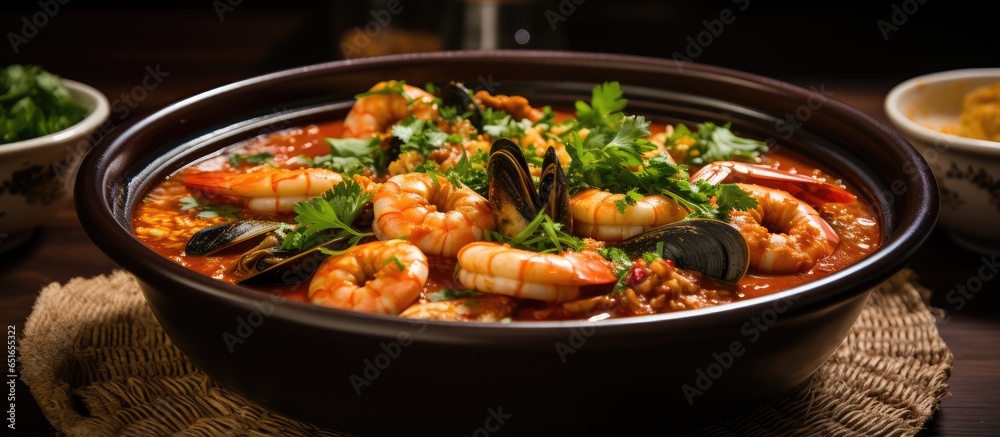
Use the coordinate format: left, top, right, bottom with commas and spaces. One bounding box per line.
485, 138, 748, 285
612, 219, 749, 285
184, 220, 283, 256
487, 138, 571, 237
439, 81, 483, 131
183, 204, 374, 285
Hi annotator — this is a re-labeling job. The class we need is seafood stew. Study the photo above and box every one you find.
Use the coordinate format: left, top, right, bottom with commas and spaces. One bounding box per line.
132, 80, 881, 321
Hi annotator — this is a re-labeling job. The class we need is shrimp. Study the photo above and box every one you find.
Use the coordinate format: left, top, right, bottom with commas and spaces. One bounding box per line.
399, 295, 515, 322
474, 90, 544, 123
181, 168, 343, 213
456, 242, 618, 302
731, 183, 839, 273
308, 239, 429, 315
569, 188, 688, 241
690, 161, 856, 205
343, 81, 437, 138
372, 172, 496, 258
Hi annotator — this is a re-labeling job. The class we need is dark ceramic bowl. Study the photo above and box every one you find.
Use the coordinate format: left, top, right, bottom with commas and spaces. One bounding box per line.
76, 51, 937, 436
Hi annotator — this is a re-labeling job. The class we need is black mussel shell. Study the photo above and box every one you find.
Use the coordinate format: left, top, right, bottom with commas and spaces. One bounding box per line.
613, 219, 750, 285
488, 138, 539, 237
439, 81, 482, 131
184, 220, 283, 256
537, 146, 572, 234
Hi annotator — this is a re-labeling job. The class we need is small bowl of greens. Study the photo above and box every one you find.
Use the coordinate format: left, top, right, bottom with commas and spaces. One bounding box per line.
0, 64, 109, 252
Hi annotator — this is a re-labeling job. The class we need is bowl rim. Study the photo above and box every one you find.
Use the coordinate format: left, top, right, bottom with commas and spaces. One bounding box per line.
884, 67, 1000, 156
0, 79, 111, 154
77, 49, 938, 334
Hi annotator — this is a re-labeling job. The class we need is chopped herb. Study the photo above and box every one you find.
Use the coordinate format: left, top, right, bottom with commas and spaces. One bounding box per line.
671, 122, 769, 165
642, 241, 664, 264
382, 255, 406, 271
178, 196, 241, 219
566, 114, 756, 221
1, 64, 89, 144
481, 108, 533, 139
392, 116, 449, 156
228, 151, 275, 168
279, 178, 373, 251
306, 137, 381, 176
427, 288, 483, 302
574, 81, 628, 131
488, 212, 585, 254
441, 149, 489, 198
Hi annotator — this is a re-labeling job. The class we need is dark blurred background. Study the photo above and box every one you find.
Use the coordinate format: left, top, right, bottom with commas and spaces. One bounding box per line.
1, 0, 997, 120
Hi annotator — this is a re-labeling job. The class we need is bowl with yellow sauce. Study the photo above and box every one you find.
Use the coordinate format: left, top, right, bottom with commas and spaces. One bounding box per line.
885, 68, 1000, 254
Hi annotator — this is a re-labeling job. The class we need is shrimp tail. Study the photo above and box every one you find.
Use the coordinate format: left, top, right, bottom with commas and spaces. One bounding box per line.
691, 161, 856, 205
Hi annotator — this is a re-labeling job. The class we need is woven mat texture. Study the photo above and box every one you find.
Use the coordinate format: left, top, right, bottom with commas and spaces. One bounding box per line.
19, 269, 952, 436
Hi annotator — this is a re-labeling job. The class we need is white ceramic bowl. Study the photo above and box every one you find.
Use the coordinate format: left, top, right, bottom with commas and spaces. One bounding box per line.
885, 68, 1000, 255
0, 79, 110, 253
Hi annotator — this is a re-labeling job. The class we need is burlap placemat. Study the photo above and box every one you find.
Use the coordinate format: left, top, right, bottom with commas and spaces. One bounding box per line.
20, 269, 952, 436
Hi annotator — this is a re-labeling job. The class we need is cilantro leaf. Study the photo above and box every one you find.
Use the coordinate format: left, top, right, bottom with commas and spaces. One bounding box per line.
392, 116, 450, 156
427, 288, 484, 302
178, 196, 241, 219
487, 212, 585, 254
279, 178, 374, 251
228, 152, 275, 168
672, 122, 769, 165
575, 81, 627, 130
1, 65, 89, 144
306, 137, 381, 176
566, 112, 757, 222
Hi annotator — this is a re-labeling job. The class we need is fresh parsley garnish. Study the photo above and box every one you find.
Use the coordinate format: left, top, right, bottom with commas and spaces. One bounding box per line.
488, 212, 585, 254
1, 64, 89, 144
392, 116, 450, 155
565, 113, 757, 221
178, 196, 241, 219
671, 122, 769, 165
575, 81, 628, 130
480, 107, 532, 138
427, 288, 483, 302
279, 178, 374, 251
306, 137, 381, 176
228, 151, 275, 168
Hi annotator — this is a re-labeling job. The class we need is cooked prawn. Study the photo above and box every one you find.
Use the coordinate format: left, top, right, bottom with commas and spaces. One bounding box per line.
181, 168, 343, 213
731, 183, 839, 273
343, 81, 437, 138
474, 90, 544, 123
308, 239, 429, 315
456, 242, 618, 302
569, 188, 688, 241
690, 161, 856, 205
372, 172, 496, 258
399, 294, 515, 322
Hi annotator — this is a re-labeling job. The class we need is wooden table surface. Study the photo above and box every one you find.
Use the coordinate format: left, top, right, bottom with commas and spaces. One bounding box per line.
1, 77, 998, 436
